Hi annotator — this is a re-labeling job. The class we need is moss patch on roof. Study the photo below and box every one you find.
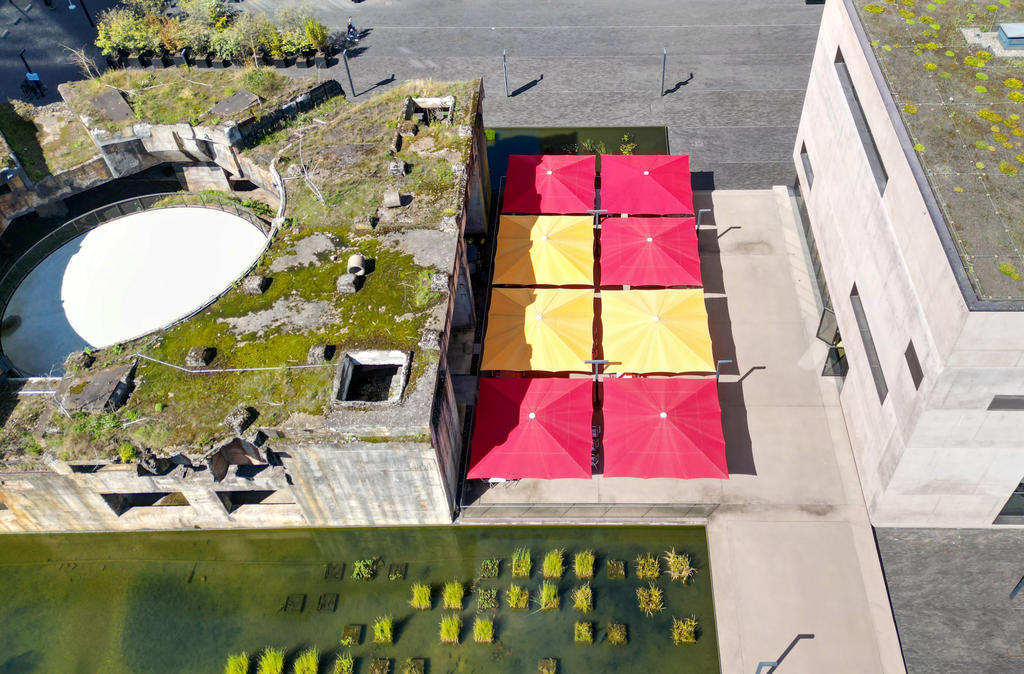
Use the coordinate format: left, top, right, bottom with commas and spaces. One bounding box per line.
855, 0, 1024, 300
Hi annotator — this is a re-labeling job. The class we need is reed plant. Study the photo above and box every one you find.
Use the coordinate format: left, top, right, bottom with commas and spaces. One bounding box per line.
574, 621, 593, 644
440, 614, 462, 644
636, 583, 664, 617
373, 615, 394, 645
293, 648, 319, 674
663, 548, 696, 584
573, 550, 595, 579
607, 623, 628, 646
256, 648, 285, 674
607, 559, 626, 580
539, 581, 559, 610
479, 558, 500, 578
225, 653, 249, 674
473, 617, 494, 643
543, 549, 565, 579
511, 547, 532, 578
333, 651, 354, 674
672, 616, 698, 644
571, 583, 592, 613
507, 583, 529, 609
442, 580, 465, 610
369, 659, 390, 674
635, 553, 660, 581
476, 587, 497, 611
409, 583, 431, 610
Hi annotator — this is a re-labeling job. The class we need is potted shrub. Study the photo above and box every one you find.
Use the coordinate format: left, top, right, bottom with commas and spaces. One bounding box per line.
157, 16, 183, 68
180, 16, 211, 67
304, 17, 330, 67
95, 7, 159, 68
210, 27, 242, 68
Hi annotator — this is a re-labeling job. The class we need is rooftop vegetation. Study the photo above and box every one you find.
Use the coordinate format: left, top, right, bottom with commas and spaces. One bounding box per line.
855, 0, 1024, 300
0, 100, 97, 181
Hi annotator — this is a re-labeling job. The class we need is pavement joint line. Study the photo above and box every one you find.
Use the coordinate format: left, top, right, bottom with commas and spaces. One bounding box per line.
366, 24, 824, 29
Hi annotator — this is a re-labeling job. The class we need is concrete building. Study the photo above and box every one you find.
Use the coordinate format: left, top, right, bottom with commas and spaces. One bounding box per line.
792, 0, 1024, 527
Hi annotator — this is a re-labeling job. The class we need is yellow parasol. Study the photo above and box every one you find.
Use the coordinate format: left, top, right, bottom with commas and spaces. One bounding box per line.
601, 289, 713, 373
493, 215, 594, 285
481, 288, 594, 372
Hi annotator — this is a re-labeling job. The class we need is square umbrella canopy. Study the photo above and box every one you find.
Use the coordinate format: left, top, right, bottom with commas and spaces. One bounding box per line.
601, 289, 713, 374
494, 215, 595, 286
599, 154, 694, 215
600, 216, 700, 287
482, 288, 594, 372
467, 378, 593, 480
502, 155, 597, 214
602, 378, 728, 479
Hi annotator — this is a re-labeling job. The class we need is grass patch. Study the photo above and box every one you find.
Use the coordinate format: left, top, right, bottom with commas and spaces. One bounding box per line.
442, 580, 464, 610
293, 648, 318, 674
637, 583, 665, 617
507, 584, 529, 609
543, 549, 564, 579
409, 583, 431, 610
607, 623, 628, 646
473, 617, 494, 644
574, 550, 595, 579
607, 559, 626, 580
571, 583, 593, 613
256, 648, 284, 674
511, 548, 532, 578
539, 581, 559, 611
476, 587, 497, 611
225, 652, 249, 674
672, 616, 699, 645
373, 615, 394, 645
439, 614, 461, 644
333, 651, 354, 674
479, 558, 500, 578
574, 621, 593, 644
635, 553, 660, 581
664, 548, 696, 584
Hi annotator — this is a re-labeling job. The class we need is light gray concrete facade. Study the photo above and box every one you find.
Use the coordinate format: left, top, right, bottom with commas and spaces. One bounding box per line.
793, 0, 1024, 527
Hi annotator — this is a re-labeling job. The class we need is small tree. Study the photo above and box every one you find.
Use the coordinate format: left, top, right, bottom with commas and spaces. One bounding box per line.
210, 26, 243, 59
95, 7, 161, 55
234, 12, 275, 62
304, 18, 329, 52
157, 16, 185, 52
179, 17, 213, 55
181, 0, 228, 26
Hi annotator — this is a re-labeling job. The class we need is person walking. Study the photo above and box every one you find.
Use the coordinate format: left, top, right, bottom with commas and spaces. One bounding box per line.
347, 17, 360, 43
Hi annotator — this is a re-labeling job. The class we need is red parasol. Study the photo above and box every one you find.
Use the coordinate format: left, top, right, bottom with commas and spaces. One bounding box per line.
600, 216, 701, 287
600, 154, 694, 215
502, 155, 597, 214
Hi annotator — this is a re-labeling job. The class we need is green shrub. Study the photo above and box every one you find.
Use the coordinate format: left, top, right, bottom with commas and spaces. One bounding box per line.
607, 623, 628, 646
864, 4, 885, 13
352, 558, 378, 581
440, 614, 462, 644
373, 615, 394, 645
635, 553, 660, 581
903, 102, 918, 114
225, 653, 249, 674
572, 583, 592, 613
118, 442, 138, 463
978, 109, 1003, 123
637, 583, 664, 617
473, 617, 494, 644
409, 582, 431, 610
1004, 78, 1023, 90
672, 616, 698, 645
923, 62, 937, 71
303, 18, 329, 52
442, 580, 464, 610
293, 648, 318, 674
976, 86, 988, 93
1009, 91, 1024, 103
574, 621, 593, 644
257, 648, 285, 674
543, 549, 564, 579
479, 558, 500, 578
539, 581, 559, 610
573, 550, 595, 579
999, 161, 1019, 176
476, 587, 497, 611
511, 548, 532, 578
664, 548, 696, 584
333, 651, 354, 674
977, 72, 990, 80
607, 559, 626, 580
507, 584, 529, 609
95, 7, 161, 55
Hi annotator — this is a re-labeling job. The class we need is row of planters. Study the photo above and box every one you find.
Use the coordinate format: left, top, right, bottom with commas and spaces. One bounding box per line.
96, 0, 338, 70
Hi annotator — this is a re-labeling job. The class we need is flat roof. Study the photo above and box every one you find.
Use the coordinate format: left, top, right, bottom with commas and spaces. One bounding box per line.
854, 1, 1024, 302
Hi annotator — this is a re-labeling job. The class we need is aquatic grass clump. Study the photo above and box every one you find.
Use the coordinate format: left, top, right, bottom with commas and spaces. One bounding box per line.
573, 550, 595, 579
672, 616, 699, 644
507, 583, 529, 609
410, 583, 431, 610
340, 625, 361, 647
635, 553, 660, 580
637, 583, 665, 617
373, 615, 394, 645
476, 587, 498, 611
479, 558, 500, 578
538, 658, 557, 674
293, 648, 319, 674
256, 648, 285, 674
511, 547, 532, 577
225, 653, 249, 674
400, 659, 425, 674
607, 623, 628, 646
539, 581, 559, 610
442, 580, 465, 610
369, 659, 390, 674
664, 548, 696, 584
574, 621, 593, 644
543, 548, 564, 579
333, 651, 354, 674
440, 614, 462, 644
352, 558, 379, 581
572, 583, 593, 613
607, 559, 626, 579
473, 617, 494, 643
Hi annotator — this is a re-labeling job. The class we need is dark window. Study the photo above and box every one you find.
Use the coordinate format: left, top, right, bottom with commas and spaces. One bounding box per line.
799, 143, 814, 188
988, 396, 1024, 411
995, 478, 1024, 524
835, 50, 888, 193
905, 341, 924, 390
850, 285, 888, 403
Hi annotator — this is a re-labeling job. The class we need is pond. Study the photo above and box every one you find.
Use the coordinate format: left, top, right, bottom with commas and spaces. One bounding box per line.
0, 526, 718, 673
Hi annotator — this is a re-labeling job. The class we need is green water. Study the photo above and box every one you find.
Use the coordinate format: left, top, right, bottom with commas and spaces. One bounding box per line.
0, 526, 718, 673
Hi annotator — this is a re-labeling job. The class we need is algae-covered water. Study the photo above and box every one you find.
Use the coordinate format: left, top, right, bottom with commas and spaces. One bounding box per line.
0, 526, 718, 673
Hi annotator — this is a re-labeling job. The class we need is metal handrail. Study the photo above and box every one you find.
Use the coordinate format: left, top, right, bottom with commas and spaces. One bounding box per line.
0, 192, 269, 321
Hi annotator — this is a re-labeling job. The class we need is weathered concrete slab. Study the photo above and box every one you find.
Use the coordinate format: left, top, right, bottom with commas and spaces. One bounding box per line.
89, 89, 134, 124
209, 90, 259, 117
